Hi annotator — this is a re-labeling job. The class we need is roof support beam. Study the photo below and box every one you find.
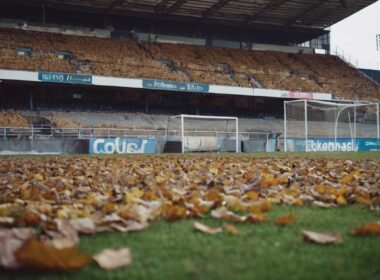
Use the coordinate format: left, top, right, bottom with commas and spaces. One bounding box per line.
284, 0, 329, 26
247, 0, 288, 24
202, 0, 232, 18
306, 8, 337, 26
155, 0, 171, 13
107, 0, 124, 14
166, 0, 188, 14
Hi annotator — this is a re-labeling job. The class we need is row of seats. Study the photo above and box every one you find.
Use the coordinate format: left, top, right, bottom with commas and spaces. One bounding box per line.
0, 28, 378, 101
0, 110, 30, 127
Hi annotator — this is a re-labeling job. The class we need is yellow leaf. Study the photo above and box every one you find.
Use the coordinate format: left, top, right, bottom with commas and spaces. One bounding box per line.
224, 224, 240, 235
209, 167, 219, 175
336, 196, 347, 205
246, 191, 260, 201
33, 174, 43, 181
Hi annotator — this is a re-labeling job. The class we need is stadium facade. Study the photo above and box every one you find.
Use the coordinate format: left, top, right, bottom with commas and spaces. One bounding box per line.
0, 0, 379, 154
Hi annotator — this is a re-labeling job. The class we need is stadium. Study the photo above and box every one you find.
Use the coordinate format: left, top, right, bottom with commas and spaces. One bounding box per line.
0, 0, 379, 279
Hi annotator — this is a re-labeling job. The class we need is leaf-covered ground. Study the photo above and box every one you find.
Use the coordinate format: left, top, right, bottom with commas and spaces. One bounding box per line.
1, 206, 380, 280
0, 152, 380, 279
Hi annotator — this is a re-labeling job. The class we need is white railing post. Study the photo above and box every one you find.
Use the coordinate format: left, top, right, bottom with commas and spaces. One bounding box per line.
304, 100, 308, 152
235, 118, 239, 153
284, 101, 287, 152
377, 103, 380, 141
181, 115, 185, 153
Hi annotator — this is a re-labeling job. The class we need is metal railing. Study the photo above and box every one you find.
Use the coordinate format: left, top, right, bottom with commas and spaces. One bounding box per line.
0, 127, 167, 140
0, 126, 272, 141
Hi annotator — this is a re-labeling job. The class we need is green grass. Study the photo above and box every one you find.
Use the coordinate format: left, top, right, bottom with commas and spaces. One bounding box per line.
2, 205, 380, 280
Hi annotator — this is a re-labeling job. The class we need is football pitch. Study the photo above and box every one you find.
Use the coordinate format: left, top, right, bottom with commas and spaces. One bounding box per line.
0, 152, 379, 280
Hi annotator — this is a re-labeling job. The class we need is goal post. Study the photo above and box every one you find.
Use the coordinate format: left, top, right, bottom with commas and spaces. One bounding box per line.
167, 114, 239, 153
284, 99, 380, 152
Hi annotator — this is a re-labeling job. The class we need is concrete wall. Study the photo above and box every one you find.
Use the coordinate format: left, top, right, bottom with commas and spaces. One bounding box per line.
0, 139, 89, 154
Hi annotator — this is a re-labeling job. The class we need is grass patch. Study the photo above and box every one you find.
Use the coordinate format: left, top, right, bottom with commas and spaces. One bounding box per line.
2, 205, 380, 280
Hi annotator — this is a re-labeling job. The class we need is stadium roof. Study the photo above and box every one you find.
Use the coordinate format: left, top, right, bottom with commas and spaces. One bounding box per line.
2, 0, 377, 29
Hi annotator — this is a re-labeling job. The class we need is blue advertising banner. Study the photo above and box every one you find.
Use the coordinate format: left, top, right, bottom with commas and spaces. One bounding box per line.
38, 72, 92, 85
287, 138, 380, 152
89, 138, 156, 154
143, 79, 209, 93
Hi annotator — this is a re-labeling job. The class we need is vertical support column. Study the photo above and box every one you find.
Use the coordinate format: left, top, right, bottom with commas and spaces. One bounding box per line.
304, 100, 308, 152
353, 106, 357, 151
235, 118, 239, 153
29, 92, 34, 111
284, 102, 287, 152
42, 0, 47, 24
181, 115, 185, 154
377, 103, 380, 141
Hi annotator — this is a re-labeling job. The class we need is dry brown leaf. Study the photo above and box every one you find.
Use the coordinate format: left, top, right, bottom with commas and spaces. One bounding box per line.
0, 228, 35, 269
49, 219, 79, 249
275, 214, 296, 226
245, 213, 268, 224
303, 230, 342, 244
0, 216, 15, 226
69, 218, 96, 235
245, 191, 260, 201
109, 221, 149, 233
353, 223, 380, 236
162, 205, 186, 221
312, 201, 336, 208
16, 238, 92, 272
224, 224, 240, 235
211, 208, 246, 223
93, 248, 132, 270
193, 222, 223, 235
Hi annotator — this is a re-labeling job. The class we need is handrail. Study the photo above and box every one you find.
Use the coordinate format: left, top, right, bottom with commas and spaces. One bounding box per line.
0, 126, 272, 140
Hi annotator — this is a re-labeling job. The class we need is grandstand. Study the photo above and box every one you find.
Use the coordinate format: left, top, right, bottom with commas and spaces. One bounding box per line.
0, 0, 379, 153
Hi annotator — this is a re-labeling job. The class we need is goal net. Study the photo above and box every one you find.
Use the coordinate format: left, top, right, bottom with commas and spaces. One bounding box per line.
167, 115, 239, 153
284, 100, 379, 152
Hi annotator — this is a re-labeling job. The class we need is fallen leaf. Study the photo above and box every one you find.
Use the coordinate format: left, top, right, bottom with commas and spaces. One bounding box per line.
109, 221, 149, 233
0, 216, 15, 226
0, 228, 35, 269
353, 223, 380, 236
162, 205, 186, 221
312, 201, 335, 208
224, 224, 240, 235
93, 248, 132, 270
193, 222, 223, 235
48, 219, 79, 249
275, 214, 296, 226
303, 230, 342, 244
211, 208, 246, 223
16, 238, 92, 271
69, 218, 96, 235
245, 213, 267, 224
245, 191, 260, 201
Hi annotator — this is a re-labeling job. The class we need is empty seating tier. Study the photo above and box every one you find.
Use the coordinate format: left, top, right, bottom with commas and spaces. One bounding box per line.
0, 28, 378, 101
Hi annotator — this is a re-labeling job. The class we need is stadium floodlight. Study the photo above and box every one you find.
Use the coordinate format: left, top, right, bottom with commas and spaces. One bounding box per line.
167, 114, 239, 153
284, 99, 380, 152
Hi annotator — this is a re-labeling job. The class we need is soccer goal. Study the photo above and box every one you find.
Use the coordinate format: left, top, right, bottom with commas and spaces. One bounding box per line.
167, 114, 239, 153
284, 99, 380, 152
